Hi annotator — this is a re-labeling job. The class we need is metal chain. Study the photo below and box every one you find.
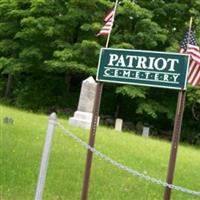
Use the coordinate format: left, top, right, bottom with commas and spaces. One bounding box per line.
56, 122, 200, 197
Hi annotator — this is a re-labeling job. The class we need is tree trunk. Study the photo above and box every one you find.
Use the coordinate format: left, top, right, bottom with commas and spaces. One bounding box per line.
114, 104, 120, 118
65, 72, 71, 93
4, 74, 12, 97
114, 95, 121, 118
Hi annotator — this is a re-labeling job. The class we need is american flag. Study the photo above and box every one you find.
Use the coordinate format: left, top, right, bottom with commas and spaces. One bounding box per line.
179, 30, 200, 86
97, 9, 114, 36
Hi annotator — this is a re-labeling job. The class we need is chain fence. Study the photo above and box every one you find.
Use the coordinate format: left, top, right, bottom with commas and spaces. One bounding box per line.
56, 121, 200, 197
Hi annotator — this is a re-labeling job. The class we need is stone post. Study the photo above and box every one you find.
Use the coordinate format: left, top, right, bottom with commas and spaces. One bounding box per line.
34, 113, 57, 200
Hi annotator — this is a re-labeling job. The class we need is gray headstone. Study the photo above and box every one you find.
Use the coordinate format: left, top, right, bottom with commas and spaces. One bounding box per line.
142, 126, 150, 137
69, 76, 97, 129
77, 76, 97, 113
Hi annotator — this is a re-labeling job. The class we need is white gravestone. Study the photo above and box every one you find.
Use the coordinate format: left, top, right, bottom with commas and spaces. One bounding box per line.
69, 76, 97, 129
115, 118, 123, 132
142, 126, 150, 137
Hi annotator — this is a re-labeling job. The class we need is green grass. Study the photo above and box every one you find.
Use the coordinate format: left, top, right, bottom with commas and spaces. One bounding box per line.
1, 104, 200, 200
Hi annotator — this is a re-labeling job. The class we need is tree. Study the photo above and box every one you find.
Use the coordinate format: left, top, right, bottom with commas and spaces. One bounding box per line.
0, 0, 200, 142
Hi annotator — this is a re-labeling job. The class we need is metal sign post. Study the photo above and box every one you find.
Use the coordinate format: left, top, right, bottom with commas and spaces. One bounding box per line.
80, 83, 103, 200
164, 17, 193, 200
80, 1, 119, 200
163, 90, 186, 200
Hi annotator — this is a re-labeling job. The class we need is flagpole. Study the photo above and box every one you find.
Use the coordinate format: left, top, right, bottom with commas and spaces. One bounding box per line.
105, 0, 119, 48
80, 1, 118, 200
163, 17, 193, 200
187, 17, 193, 44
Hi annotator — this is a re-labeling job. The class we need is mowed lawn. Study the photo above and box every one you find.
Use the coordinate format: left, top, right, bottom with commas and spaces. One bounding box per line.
1, 104, 200, 200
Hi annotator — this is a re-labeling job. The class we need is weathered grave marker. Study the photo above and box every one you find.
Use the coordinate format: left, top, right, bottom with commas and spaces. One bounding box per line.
142, 126, 150, 137
69, 76, 97, 129
115, 118, 123, 132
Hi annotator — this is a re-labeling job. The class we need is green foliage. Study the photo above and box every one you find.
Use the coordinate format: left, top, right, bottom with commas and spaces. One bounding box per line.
116, 85, 147, 99
184, 86, 200, 139
12, 74, 74, 110
187, 86, 200, 104
136, 100, 170, 119
134, 18, 167, 49
0, 57, 18, 73
0, 0, 200, 141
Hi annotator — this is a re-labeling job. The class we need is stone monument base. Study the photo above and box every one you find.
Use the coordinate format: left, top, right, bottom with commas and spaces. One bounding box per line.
69, 111, 93, 129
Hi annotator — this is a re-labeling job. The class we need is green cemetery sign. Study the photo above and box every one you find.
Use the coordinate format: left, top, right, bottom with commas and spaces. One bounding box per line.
96, 48, 189, 90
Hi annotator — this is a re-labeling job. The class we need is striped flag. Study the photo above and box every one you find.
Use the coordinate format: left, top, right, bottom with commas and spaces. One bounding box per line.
97, 9, 114, 36
179, 30, 200, 86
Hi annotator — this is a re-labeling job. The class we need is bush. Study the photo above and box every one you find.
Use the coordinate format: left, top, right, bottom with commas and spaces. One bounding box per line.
13, 73, 71, 111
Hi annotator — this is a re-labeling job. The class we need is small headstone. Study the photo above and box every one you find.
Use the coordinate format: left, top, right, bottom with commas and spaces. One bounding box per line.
3, 117, 14, 124
115, 118, 123, 132
69, 76, 97, 129
142, 126, 150, 137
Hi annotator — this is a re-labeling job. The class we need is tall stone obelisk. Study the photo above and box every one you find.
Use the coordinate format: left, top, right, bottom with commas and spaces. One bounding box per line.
69, 76, 97, 129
